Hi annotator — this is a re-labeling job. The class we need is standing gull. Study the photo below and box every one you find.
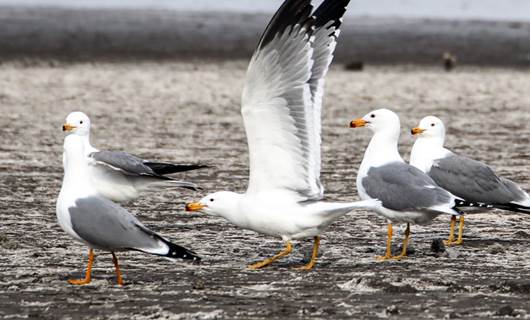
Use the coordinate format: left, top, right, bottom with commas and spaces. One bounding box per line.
57, 131, 200, 285
410, 115, 530, 245
186, 0, 377, 270
349, 109, 469, 260
62, 111, 206, 202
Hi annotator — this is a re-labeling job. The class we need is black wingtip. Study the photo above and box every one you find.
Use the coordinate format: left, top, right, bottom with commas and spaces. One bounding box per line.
257, 0, 314, 50
144, 162, 210, 176
454, 199, 530, 214
490, 203, 530, 214
165, 242, 201, 262
454, 199, 493, 209
313, 0, 350, 30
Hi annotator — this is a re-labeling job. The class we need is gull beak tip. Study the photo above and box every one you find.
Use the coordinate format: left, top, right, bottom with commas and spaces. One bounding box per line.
350, 118, 366, 128
411, 127, 425, 135
62, 123, 76, 132
185, 203, 206, 212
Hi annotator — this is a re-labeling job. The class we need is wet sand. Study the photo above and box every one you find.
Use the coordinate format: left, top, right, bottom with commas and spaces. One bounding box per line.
1, 61, 530, 319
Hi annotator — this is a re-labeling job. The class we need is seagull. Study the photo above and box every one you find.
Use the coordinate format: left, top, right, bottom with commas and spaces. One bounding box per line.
57, 131, 200, 286
349, 108, 470, 260
62, 111, 207, 202
186, 0, 377, 270
410, 115, 530, 245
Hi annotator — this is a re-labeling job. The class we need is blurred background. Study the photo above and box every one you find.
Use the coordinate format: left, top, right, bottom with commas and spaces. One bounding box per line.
0, 0, 529, 66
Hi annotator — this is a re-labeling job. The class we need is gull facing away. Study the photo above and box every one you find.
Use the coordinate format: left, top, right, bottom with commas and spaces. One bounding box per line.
62, 111, 207, 202
410, 115, 530, 245
57, 131, 200, 286
349, 109, 471, 261
186, 0, 377, 270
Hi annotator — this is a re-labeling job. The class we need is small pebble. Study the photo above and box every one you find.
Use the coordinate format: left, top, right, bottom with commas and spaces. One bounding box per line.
431, 239, 446, 254
488, 243, 505, 254
496, 305, 516, 317
386, 305, 400, 315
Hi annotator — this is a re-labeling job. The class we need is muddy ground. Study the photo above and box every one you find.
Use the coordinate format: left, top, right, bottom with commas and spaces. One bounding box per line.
1, 61, 530, 319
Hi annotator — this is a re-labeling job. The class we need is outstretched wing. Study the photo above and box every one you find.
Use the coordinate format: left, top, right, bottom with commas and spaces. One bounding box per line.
241, 0, 349, 201
309, 0, 349, 189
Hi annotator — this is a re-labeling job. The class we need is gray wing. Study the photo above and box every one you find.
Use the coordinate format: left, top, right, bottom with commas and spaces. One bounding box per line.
362, 162, 454, 212
69, 196, 169, 253
90, 151, 162, 178
429, 154, 529, 204
89, 151, 199, 194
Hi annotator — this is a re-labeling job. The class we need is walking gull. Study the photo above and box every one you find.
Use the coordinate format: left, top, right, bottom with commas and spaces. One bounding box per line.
57, 131, 200, 286
186, 0, 378, 270
62, 111, 206, 202
349, 109, 470, 260
410, 115, 530, 245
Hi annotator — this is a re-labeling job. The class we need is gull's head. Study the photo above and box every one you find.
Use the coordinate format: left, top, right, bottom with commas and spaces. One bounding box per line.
411, 115, 446, 140
185, 191, 241, 218
349, 108, 400, 134
63, 111, 91, 136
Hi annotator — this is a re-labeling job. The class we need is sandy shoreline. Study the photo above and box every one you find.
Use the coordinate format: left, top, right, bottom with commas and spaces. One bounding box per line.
1, 61, 530, 318
0, 7, 529, 66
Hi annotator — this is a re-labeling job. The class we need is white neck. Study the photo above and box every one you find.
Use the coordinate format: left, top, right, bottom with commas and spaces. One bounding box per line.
356, 129, 403, 200
79, 133, 99, 155
360, 129, 403, 171
410, 136, 451, 173
61, 135, 97, 198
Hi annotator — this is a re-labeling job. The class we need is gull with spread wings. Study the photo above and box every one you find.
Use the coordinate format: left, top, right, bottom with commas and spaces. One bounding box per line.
186, 0, 377, 270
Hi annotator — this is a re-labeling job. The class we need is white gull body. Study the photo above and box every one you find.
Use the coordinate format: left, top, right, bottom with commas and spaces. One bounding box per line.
186, 0, 376, 269
62, 111, 203, 202
353, 109, 461, 225
57, 133, 199, 284
410, 115, 530, 208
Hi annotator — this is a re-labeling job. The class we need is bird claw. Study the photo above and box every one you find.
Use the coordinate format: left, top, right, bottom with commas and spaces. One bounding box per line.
68, 278, 91, 285
291, 263, 315, 271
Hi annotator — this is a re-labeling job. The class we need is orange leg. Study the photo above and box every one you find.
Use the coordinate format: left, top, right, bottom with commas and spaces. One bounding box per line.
454, 216, 465, 245
377, 223, 393, 261
111, 252, 124, 286
248, 241, 293, 270
393, 223, 410, 260
293, 236, 320, 270
68, 249, 94, 285
443, 215, 457, 246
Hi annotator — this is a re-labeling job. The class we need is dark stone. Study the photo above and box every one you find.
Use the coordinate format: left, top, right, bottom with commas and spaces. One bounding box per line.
384, 284, 418, 293
431, 239, 446, 253
447, 311, 462, 318
514, 230, 530, 238
503, 280, 530, 294
386, 305, 400, 315
496, 305, 516, 317
345, 61, 364, 71
192, 278, 205, 290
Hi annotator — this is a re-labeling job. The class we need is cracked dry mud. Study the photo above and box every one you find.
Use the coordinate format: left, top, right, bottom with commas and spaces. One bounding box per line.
1, 61, 530, 319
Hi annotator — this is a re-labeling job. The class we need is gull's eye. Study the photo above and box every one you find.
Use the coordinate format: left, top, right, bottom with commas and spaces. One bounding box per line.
370, 114, 375, 118
210, 198, 214, 202
431, 123, 435, 127
80, 120, 83, 124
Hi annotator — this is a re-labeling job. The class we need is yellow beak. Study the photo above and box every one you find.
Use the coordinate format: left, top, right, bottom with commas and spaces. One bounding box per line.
350, 118, 367, 128
62, 123, 76, 132
411, 127, 426, 135
185, 202, 207, 212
